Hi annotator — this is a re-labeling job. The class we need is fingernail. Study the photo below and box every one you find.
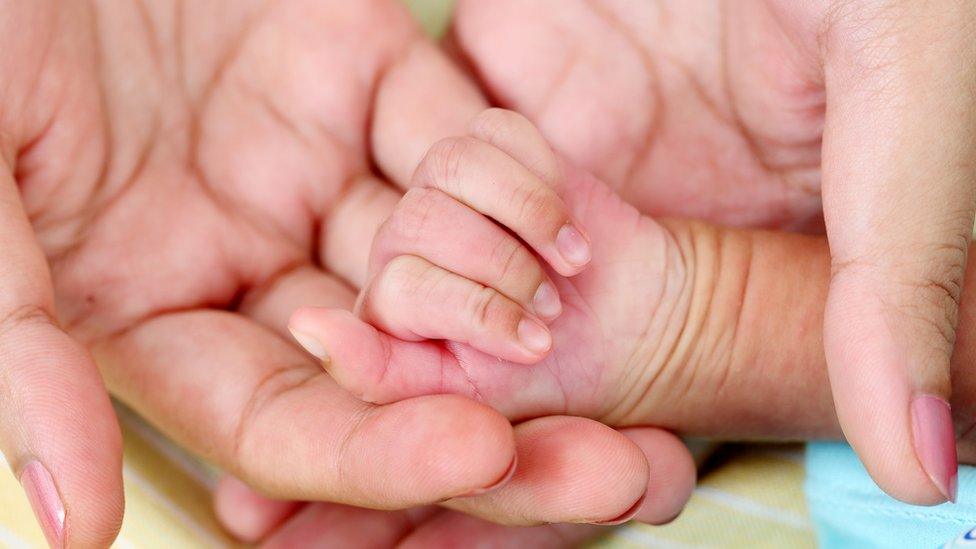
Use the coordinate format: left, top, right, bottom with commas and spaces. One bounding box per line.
461, 455, 518, 497
20, 461, 65, 549
289, 328, 330, 362
532, 281, 562, 320
595, 493, 647, 526
517, 317, 552, 355
556, 224, 592, 267
911, 395, 958, 503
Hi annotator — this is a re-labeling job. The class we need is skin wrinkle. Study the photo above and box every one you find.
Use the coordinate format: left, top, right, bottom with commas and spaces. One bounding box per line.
581, 0, 660, 190
456, 0, 833, 229
364, 36, 428, 179
726, 3, 826, 161
530, 46, 582, 124
58, 2, 302, 327
18, 33, 98, 248
582, 2, 810, 226
640, 227, 694, 423
232, 360, 321, 478
833, 254, 963, 358
718, 4, 824, 208
608, 223, 687, 425
375, 316, 396, 400
223, 77, 339, 249
7, 6, 56, 153
610, 239, 671, 422
237, 258, 315, 316
671, 227, 720, 416
488, 229, 526, 293
9, 1, 657, 541
134, 0, 164, 76
319, 175, 380, 282
185, 2, 297, 240
331, 401, 376, 502
544, 349, 571, 418
0, 306, 58, 343
717, 230, 754, 401
445, 341, 486, 405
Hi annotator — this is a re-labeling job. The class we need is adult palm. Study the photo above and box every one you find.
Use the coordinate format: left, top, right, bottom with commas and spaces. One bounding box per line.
451, 0, 976, 505
223, 0, 976, 544
1, 1, 695, 545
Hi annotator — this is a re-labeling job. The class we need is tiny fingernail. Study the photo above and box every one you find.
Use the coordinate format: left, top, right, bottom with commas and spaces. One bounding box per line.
517, 317, 552, 355
556, 224, 592, 267
595, 493, 647, 526
911, 395, 958, 503
532, 281, 562, 320
289, 328, 330, 362
20, 461, 65, 549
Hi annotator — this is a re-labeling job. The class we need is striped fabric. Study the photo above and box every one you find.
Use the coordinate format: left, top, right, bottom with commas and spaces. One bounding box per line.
0, 407, 813, 548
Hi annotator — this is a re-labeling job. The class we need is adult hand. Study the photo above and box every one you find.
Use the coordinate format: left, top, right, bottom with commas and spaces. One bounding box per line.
450, 0, 976, 505
0, 4, 124, 547
3, 1, 695, 544
218, 223, 976, 547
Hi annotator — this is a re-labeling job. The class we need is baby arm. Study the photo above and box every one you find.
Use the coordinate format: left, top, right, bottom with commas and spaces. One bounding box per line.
291, 109, 976, 464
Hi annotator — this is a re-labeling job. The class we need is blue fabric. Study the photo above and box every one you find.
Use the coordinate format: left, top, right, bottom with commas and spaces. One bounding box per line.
806, 442, 976, 547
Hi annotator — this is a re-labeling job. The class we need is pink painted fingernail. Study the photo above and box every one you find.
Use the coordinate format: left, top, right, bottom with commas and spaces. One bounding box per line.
517, 318, 552, 355
911, 395, 958, 503
556, 224, 592, 267
532, 282, 562, 321
595, 493, 647, 525
20, 461, 65, 549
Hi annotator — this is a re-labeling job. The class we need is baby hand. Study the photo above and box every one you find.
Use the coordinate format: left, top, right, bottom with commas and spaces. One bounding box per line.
290, 108, 694, 424
353, 109, 591, 364
291, 109, 828, 441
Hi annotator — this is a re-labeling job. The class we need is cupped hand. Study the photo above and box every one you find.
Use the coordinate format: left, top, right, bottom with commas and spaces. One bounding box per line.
451, 0, 976, 505
1, 1, 702, 545
253, 103, 976, 544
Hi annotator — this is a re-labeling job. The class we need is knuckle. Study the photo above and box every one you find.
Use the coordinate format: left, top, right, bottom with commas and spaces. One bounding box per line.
232, 363, 320, 483
373, 256, 451, 318
894, 276, 962, 352
469, 108, 524, 142
465, 286, 517, 332
488, 236, 539, 295
417, 137, 476, 192
385, 188, 443, 244
834, 240, 967, 352
0, 304, 56, 339
510, 183, 563, 235
377, 255, 428, 298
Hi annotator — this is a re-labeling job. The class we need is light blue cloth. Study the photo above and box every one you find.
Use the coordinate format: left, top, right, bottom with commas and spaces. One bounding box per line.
806, 442, 976, 547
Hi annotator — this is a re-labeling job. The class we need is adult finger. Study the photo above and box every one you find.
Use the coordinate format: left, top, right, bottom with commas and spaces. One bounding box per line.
399, 512, 600, 549
820, 2, 976, 504
213, 476, 303, 543
259, 504, 434, 549
321, 176, 401, 290
91, 310, 517, 507
371, 40, 488, 187
214, 474, 437, 546
443, 416, 649, 526
618, 427, 696, 525
0, 166, 123, 547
